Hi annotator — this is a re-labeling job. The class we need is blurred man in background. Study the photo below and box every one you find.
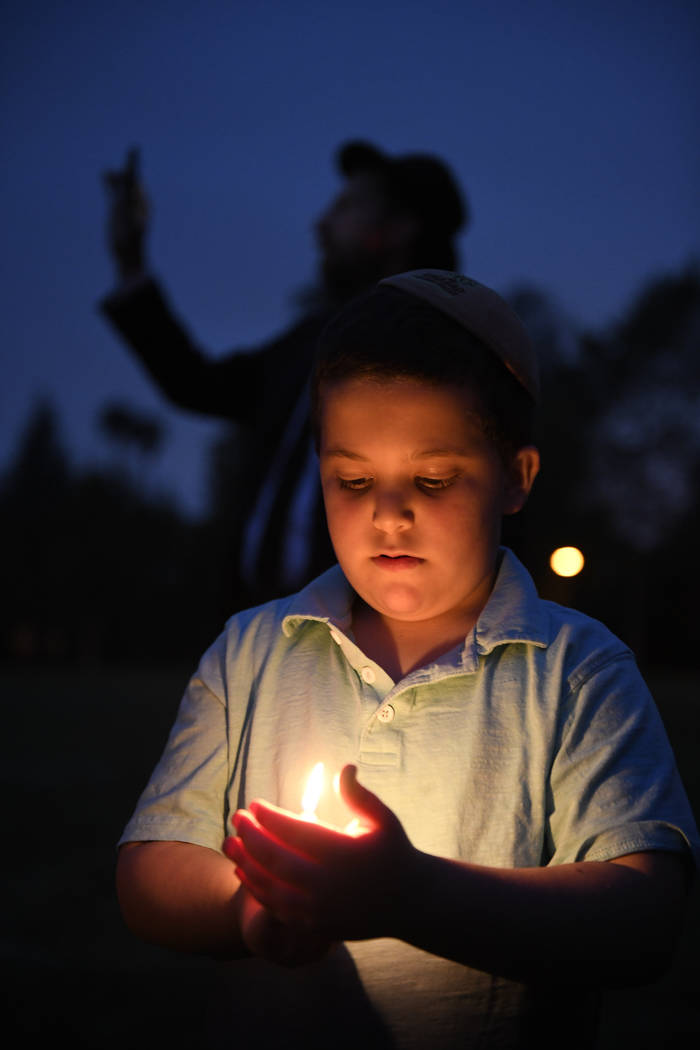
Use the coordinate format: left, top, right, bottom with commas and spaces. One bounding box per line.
100, 141, 469, 605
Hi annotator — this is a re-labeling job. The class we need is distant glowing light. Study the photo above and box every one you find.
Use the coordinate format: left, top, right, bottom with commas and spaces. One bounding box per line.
550, 546, 585, 577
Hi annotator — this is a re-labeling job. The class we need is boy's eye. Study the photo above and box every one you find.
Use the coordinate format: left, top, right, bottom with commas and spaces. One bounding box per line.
337, 475, 457, 493
339, 476, 372, 491
416, 476, 456, 491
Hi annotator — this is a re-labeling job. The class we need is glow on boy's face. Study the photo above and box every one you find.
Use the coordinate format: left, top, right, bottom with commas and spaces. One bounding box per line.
319, 377, 534, 634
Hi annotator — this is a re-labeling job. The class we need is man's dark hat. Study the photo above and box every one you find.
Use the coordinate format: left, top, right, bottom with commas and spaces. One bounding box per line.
337, 140, 469, 236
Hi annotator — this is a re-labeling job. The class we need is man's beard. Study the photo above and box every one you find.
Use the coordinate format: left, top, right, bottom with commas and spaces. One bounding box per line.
319, 251, 387, 306
291, 245, 389, 316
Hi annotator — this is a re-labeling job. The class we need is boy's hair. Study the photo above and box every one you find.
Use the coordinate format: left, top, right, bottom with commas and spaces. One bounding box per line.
312, 274, 538, 462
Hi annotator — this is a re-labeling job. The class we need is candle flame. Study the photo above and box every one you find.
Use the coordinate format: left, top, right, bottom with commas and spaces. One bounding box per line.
301, 762, 325, 818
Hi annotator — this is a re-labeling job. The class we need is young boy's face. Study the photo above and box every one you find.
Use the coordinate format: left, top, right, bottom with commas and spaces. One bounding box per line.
319, 376, 537, 634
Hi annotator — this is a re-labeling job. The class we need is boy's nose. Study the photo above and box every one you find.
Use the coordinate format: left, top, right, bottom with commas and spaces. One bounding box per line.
372, 490, 414, 533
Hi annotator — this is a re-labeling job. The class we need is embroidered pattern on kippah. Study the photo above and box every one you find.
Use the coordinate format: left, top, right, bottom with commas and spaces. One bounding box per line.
415, 272, 479, 296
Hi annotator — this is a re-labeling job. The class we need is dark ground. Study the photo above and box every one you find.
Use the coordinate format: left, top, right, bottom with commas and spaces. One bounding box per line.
2, 664, 699, 1047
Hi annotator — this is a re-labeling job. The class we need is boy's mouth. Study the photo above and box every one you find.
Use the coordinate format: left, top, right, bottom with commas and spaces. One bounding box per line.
372, 554, 424, 571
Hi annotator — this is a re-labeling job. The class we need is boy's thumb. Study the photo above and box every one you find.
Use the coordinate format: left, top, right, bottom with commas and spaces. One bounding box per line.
339, 764, 394, 828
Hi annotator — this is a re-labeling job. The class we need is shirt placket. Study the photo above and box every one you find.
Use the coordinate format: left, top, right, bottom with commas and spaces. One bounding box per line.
356, 664, 404, 769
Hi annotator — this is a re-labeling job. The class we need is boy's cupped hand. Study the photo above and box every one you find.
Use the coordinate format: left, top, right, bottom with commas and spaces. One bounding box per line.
224, 765, 417, 943
235, 883, 333, 966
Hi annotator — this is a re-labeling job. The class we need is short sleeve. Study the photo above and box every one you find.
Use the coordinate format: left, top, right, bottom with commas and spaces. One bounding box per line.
118, 635, 230, 852
546, 652, 699, 867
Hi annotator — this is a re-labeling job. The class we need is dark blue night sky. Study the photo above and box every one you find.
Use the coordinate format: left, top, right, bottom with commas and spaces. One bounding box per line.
3, 0, 698, 515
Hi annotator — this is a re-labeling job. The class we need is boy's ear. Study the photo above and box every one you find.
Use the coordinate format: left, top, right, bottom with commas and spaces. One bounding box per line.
502, 446, 540, 515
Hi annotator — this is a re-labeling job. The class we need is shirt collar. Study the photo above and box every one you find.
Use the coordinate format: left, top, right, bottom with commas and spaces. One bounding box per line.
282, 564, 354, 637
474, 548, 549, 655
282, 550, 549, 659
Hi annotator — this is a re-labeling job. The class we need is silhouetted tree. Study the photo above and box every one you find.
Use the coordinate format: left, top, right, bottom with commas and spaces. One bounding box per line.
584, 264, 700, 553
97, 400, 165, 495
98, 401, 162, 453
1, 399, 215, 664
509, 265, 700, 664
2, 399, 70, 505
580, 264, 700, 661
0, 401, 73, 658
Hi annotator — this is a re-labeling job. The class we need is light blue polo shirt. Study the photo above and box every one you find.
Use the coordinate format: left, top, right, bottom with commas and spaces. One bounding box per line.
120, 549, 699, 1047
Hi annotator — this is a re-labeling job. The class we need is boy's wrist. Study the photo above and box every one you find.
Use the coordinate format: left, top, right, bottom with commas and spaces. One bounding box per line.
384, 845, 437, 944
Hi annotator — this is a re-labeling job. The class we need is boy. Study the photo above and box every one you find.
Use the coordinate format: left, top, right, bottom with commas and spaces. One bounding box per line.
117, 271, 698, 1048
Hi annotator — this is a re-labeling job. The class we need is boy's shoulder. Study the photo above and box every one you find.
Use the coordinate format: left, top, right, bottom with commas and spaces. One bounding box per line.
191, 565, 350, 697
540, 596, 635, 689
480, 550, 634, 684
208, 564, 351, 659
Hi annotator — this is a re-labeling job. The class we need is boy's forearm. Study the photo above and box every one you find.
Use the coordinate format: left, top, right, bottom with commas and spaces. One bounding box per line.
396, 849, 687, 986
116, 840, 247, 957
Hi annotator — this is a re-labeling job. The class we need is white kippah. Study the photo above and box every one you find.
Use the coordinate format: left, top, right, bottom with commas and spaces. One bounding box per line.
379, 270, 540, 400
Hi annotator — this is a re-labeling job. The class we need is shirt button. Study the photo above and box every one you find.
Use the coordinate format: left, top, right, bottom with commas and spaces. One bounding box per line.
377, 704, 395, 723
329, 629, 342, 645
361, 666, 376, 684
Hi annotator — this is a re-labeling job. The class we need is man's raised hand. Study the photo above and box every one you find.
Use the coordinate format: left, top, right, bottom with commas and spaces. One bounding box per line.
102, 147, 149, 281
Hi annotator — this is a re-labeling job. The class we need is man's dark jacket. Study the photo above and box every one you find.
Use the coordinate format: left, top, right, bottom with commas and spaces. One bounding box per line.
101, 278, 335, 605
